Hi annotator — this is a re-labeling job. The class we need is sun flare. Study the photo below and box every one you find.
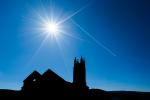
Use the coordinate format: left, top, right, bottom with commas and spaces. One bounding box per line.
45, 22, 58, 33
42, 21, 59, 37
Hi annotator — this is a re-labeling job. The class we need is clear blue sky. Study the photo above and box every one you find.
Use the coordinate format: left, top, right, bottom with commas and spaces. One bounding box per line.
0, 0, 150, 91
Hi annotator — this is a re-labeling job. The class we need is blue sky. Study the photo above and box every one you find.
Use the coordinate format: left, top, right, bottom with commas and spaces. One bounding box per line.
0, 0, 150, 92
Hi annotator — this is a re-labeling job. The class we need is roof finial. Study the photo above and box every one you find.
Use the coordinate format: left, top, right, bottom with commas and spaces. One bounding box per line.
74, 57, 77, 63
80, 56, 83, 63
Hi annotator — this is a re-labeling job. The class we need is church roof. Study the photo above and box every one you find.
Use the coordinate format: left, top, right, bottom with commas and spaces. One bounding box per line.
42, 69, 65, 82
23, 70, 41, 82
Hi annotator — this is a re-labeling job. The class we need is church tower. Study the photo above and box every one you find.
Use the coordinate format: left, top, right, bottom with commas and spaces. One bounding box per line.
73, 57, 86, 87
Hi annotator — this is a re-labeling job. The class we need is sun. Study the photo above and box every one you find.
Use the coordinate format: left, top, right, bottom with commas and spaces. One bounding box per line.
44, 22, 59, 36
45, 22, 58, 33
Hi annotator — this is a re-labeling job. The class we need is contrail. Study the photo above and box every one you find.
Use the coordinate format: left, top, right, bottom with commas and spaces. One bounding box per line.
72, 20, 117, 56
57, 3, 90, 25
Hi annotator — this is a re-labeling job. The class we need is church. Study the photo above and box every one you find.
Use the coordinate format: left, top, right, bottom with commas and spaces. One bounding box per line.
21, 57, 93, 96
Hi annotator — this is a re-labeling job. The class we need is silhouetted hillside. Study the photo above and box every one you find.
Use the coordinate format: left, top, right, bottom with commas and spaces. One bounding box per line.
0, 89, 19, 97
108, 91, 150, 100
0, 89, 150, 99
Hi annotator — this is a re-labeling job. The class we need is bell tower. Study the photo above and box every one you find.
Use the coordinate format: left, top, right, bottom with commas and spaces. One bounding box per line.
73, 57, 86, 87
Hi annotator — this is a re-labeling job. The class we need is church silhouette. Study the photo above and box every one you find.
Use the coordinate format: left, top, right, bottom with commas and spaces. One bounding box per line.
20, 57, 110, 98
21, 57, 92, 97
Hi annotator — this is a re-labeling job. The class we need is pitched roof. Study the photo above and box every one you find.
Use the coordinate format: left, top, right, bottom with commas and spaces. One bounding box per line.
23, 71, 41, 82
42, 69, 65, 82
